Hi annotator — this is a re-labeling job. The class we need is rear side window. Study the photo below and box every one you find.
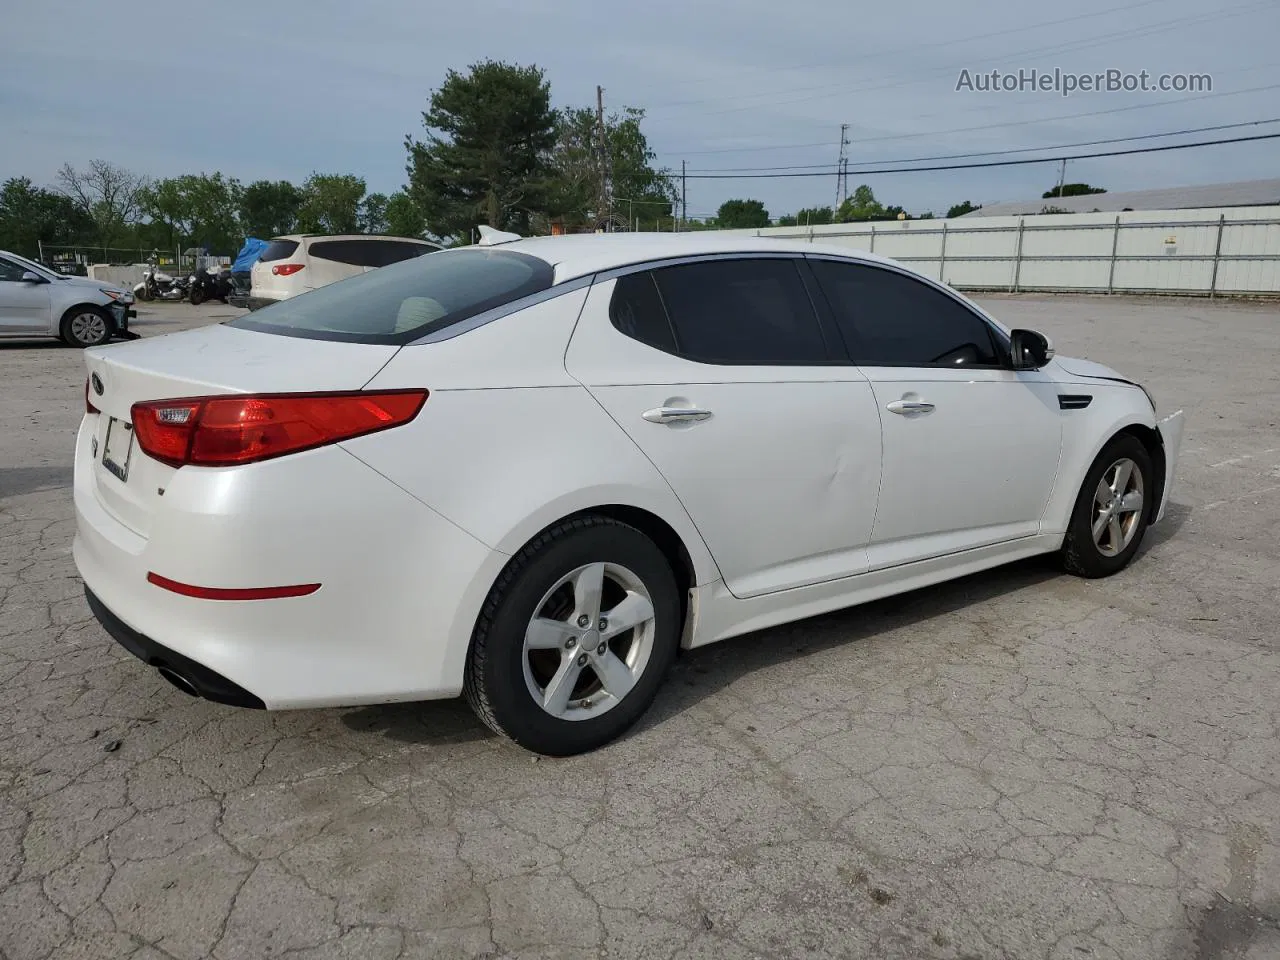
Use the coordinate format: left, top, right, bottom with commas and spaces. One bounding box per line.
648, 258, 830, 365
609, 272, 677, 353
259, 239, 300, 262
810, 260, 1001, 367
228, 249, 554, 345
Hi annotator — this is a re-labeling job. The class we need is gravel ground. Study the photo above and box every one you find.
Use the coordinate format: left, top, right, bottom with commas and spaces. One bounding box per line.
1, 294, 1278, 960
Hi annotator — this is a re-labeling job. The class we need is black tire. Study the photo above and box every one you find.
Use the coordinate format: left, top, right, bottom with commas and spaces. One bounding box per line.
464, 516, 681, 756
188, 286, 206, 306
59, 306, 113, 348
1061, 433, 1153, 578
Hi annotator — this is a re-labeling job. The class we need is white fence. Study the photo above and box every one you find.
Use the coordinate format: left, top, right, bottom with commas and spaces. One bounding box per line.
716, 205, 1280, 297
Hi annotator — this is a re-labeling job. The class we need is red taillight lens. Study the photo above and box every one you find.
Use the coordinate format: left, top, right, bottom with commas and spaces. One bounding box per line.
130, 390, 427, 468
271, 263, 304, 276
86, 377, 99, 414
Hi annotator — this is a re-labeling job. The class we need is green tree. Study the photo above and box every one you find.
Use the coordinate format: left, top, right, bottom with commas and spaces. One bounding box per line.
360, 192, 389, 234
239, 180, 301, 237
946, 200, 981, 218
836, 184, 885, 222
548, 105, 676, 230
715, 198, 770, 229
139, 173, 242, 254
56, 160, 148, 251
406, 60, 558, 240
1042, 183, 1106, 199
0, 177, 94, 259
795, 205, 834, 226
384, 190, 425, 238
297, 174, 366, 234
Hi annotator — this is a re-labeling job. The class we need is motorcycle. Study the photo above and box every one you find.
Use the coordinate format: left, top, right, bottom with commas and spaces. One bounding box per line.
187, 266, 233, 306
133, 261, 187, 302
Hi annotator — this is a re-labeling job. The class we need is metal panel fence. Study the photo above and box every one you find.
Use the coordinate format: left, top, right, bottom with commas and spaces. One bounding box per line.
717, 205, 1280, 298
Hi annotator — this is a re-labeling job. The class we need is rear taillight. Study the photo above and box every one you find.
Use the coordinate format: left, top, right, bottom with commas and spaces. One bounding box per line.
130, 390, 427, 468
271, 263, 304, 276
86, 378, 99, 414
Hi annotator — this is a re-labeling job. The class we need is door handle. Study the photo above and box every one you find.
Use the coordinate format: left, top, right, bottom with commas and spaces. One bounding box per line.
642, 406, 713, 424
886, 399, 935, 415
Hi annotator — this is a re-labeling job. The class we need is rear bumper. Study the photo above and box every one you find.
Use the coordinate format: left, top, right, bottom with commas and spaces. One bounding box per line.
246, 295, 282, 311
86, 587, 265, 708
73, 417, 509, 709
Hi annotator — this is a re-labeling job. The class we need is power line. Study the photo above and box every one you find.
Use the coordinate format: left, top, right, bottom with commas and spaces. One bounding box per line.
647, 0, 1171, 101
645, 0, 1273, 120
682, 131, 1280, 179
684, 117, 1280, 173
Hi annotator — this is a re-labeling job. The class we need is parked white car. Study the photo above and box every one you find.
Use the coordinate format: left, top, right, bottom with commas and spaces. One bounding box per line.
247, 234, 441, 309
73, 233, 1184, 755
0, 250, 135, 347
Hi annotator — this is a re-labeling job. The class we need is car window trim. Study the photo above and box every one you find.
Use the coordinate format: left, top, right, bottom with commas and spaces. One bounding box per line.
407, 272, 596, 345
804, 253, 1013, 369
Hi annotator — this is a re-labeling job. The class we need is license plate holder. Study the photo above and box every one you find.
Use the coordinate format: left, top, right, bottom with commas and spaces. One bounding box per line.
102, 418, 134, 483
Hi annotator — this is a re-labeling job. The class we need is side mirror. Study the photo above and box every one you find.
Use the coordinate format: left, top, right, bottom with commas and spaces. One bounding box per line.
21, 271, 48, 284
1010, 328, 1054, 369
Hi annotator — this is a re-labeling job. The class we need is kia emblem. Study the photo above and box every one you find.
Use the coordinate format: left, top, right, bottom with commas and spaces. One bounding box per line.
91, 373, 104, 396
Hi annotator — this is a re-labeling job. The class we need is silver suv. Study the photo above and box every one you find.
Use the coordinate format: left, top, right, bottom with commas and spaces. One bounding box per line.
0, 251, 136, 347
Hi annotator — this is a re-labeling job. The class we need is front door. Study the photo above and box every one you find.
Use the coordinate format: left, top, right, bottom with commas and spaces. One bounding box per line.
808, 257, 1062, 569
0, 257, 53, 334
566, 257, 884, 599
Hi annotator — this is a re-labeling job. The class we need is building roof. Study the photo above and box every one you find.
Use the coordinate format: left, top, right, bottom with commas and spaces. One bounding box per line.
962, 178, 1280, 217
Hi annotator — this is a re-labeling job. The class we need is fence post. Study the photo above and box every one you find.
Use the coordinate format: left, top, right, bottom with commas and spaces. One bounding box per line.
37, 239, 45, 265
869, 224, 876, 253
939, 222, 948, 283
1011, 218, 1025, 292
1107, 215, 1121, 294
1209, 213, 1226, 298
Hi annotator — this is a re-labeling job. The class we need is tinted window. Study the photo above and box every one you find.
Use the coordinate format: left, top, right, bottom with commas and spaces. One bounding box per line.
0, 258, 26, 282
309, 239, 435, 268
811, 260, 1001, 367
260, 239, 300, 262
649, 258, 829, 365
228, 249, 554, 345
609, 271, 676, 353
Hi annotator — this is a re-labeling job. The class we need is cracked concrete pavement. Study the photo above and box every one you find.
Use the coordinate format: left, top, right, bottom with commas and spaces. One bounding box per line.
1, 295, 1279, 960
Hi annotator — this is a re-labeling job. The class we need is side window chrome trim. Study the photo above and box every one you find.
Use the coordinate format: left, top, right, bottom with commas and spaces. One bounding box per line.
593, 251, 809, 285
406, 273, 595, 345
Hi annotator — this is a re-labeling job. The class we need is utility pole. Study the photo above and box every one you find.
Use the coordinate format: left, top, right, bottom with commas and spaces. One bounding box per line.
835, 123, 850, 209
596, 85, 612, 231
1055, 158, 1068, 198
681, 160, 687, 231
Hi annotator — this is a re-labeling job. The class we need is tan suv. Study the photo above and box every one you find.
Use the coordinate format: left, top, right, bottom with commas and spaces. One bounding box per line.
247, 235, 441, 310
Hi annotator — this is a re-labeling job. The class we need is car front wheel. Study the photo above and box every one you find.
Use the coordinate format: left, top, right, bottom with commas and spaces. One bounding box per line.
1061, 434, 1154, 578
60, 306, 113, 348
464, 516, 681, 756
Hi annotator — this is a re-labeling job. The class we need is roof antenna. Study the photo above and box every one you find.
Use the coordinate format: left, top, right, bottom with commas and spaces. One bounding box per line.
476, 225, 522, 246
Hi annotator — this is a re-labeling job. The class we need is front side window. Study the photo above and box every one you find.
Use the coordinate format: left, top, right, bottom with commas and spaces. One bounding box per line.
811, 259, 1002, 367
0, 258, 27, 282
228, 248, 554, 344
628, 258, 829, 365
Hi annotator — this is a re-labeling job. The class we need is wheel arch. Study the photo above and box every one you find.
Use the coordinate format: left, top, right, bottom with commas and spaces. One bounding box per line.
1112, 423, 1166, 525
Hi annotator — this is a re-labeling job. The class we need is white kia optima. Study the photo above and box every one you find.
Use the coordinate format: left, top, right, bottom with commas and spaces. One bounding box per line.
74, 232, 1184, 755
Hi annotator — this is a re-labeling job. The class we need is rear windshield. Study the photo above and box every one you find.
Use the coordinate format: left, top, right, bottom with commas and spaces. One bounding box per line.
307, 238, 436, 268
227, 248, 555, 344
260, 239, 300, 262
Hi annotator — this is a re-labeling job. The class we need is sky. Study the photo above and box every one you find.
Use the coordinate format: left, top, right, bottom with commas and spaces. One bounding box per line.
3, 0, 1278, 222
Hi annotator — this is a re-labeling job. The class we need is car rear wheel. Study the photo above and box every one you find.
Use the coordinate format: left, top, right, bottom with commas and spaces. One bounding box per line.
464, 516, 681, 756
60, 306, 112, 348
1061, 434, 1153, 578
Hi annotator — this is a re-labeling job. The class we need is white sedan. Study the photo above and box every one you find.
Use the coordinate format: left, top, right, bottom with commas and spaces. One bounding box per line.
73, 232, 1184, 755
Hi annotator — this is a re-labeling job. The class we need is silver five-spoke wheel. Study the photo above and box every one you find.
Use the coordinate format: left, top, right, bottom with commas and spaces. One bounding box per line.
523, 561, 657, 721
1091, 457, 1145, 557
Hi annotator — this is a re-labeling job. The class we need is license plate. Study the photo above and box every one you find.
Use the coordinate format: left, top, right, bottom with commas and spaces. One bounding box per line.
102, 418, 134, 482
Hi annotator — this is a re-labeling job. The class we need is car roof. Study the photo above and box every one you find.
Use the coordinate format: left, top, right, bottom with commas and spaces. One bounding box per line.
483, 232, 908, 283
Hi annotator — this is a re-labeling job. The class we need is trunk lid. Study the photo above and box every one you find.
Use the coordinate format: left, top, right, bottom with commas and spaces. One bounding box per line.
82, 323, 399, 537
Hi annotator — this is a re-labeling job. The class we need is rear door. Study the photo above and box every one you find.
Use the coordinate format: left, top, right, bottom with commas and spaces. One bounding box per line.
0, 256, 53, 334
809, 257, 1062, 569
565, 256, 883, 599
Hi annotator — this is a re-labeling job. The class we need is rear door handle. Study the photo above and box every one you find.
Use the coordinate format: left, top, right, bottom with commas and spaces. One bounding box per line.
886, 399, 935, 415
642, 406, 713, 424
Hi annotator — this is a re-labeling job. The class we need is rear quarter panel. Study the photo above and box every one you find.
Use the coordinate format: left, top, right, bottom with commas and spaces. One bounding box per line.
349, 290, 721, 585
